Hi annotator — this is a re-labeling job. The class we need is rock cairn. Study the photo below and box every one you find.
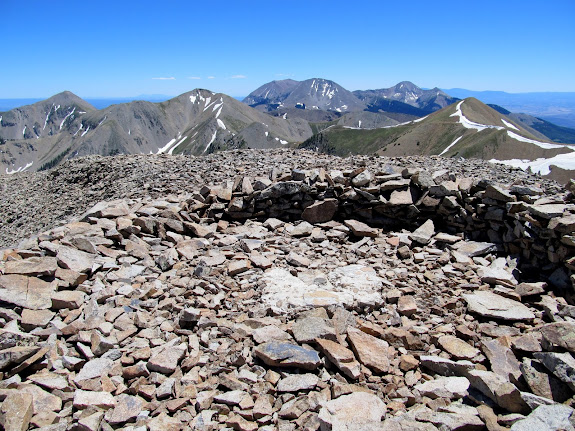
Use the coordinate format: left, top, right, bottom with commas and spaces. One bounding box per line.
0, 150, 574, 430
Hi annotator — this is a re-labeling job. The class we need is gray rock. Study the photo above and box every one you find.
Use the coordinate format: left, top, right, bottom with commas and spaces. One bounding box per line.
409, 219, 435, 245
540, 322, 575, 353
510, 404, 575, 431
302, 199, 338, 224
106, 394, 144, 425
521, 358, 571, 402
534, 352, 575, 389
466, 369, 529, 414
276, 373, 319, 392
452, 241, 497, 257
463, 291, 535, 321
414, 376, 470, 400
254, 342, 320, 370
74, 358, 114, 384
291, 316, 336, 344
351, 169, 372, 187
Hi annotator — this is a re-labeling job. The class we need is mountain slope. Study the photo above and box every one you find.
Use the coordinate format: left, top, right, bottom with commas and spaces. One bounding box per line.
0, 90, 313, 173
488, 104, 575, 144
354, 81, 459, 113
243, 78, 366, 113
300, 97, 575, 181
281, 78, 366, 112
242, 79, 299, 107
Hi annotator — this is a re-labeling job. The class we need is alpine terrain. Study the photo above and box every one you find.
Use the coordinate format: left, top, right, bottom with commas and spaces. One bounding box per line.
0, 90, 311, 174
2, 78, 575, 183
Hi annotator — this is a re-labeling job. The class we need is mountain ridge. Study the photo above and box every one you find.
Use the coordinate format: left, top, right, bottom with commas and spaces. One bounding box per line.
2, 82, 575, 182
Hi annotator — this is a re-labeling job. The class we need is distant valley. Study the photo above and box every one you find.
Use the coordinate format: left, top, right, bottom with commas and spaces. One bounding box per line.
2, 78, 575, 183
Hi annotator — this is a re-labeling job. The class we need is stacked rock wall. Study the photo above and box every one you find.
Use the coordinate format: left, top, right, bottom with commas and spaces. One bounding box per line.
196, 166, 575, 292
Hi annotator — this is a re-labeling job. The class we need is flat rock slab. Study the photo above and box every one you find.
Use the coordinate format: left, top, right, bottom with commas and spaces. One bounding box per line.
0, 275, 57, 310
4, 257, 58, 276
540, 322, 575, 352
510, 404, 575, 431
438, 335, 480, 360
344, 219, 379, 237
318, 392, 387, 430
253, 342, 320, 370
260, 265, 382, 312
452, 241, 497, 257
0, 392, 33, 431
414, 376, 470, 399
347, 327, 392, 373
463, 291, 535, 321
276, 373, 319, 392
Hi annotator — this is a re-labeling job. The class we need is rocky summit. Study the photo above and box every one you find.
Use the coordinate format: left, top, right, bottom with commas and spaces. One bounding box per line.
0, 149, 575, 430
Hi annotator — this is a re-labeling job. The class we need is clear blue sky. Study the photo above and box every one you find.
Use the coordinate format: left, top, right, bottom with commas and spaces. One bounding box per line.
2, 0, 574, 98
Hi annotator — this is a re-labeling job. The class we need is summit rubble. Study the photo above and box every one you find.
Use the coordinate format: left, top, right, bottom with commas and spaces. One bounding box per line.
0, 149, 574, 430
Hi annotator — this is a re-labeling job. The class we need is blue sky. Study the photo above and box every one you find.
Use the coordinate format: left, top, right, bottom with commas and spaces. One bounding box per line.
2, 0, 574, 98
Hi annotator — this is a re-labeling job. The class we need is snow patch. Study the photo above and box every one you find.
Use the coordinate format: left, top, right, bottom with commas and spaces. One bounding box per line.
81, 126, 90, 137
203, 97, 212, 111
74, 123, 84, 136
98, 116, 107, 126
506, 131, 564, 149
265, 131, 269, 137
212, 101, 223, 112
217, 119, 226, 130
6, 161, 33, 175
0, 115, 3, 125
413, 115, 429, 123
279, 139, 288, 145
440, 136, 463, 156
59, 107, 76, 130
491, 150, 575, 176
190, 95, 197, 104
204, 130, 217, 153
282, 113, 287, 119
22, 126, 26, 137
43, 104, 54, 130
157, 138, 177, 154
501, 118, 519, 131
450, 101, 504, 131
168, 135, 188, 155
215, 107, 222, 119
358, 120, 362, 128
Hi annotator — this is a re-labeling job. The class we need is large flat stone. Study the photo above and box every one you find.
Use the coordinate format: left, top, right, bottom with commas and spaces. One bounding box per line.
414, 376, 470, 400
3, 257, 58, 277
347, 327, 393, 373
463, 291, 535, 321
510, 404, 575, 431
318, 392, 386, 430
253, 342, 320, 370
452, 241, 497, 257
0, 275, 57, 310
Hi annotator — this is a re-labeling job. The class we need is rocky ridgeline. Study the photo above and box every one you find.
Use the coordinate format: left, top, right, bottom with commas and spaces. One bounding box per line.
0, 150, 574, 430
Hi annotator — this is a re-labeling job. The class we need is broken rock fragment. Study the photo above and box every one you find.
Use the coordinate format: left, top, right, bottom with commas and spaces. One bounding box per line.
254, 341, 320, 370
